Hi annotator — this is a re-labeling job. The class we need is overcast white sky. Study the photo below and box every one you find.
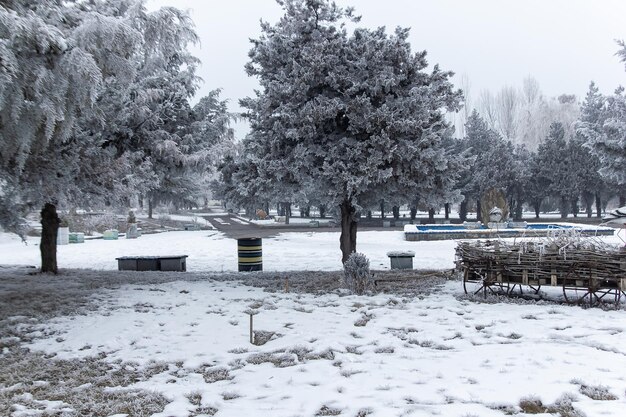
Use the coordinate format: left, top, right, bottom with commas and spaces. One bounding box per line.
148, 0, 626, 138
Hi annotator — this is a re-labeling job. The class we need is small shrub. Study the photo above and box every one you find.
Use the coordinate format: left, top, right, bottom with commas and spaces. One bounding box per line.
343, 252, 374, 295
519, 396, 547, 414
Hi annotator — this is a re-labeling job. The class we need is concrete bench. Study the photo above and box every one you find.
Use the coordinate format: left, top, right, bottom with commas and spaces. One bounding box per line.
116, 255, 188, 272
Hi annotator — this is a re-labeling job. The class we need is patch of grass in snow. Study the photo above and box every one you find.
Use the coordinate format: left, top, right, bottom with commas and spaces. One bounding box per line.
353, 311, 373, 327
345, 345, 363, 355
246, 352, 298, 368
574, 382, 618, 401
339, 369, 363, 378
315, 404, 342, 415
373, 346, 395, 354
518, 396, 547, 414
252, 330, 279, 346
186, 391, 218, 416
0, 349, 169, 416
197, 366, 232, 383
221, 391, 241, 401
519, 393, 586, 417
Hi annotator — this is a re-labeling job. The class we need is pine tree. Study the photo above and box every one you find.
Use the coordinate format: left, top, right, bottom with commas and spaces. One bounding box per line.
241, 0, 462, 262
459, 110, 515, 222
532, 123, 580, 218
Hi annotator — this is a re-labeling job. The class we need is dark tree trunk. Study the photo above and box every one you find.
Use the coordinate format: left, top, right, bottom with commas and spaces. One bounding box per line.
366, 210, 372, 219
340, 200, 357, 263
148, 199, 153, 219
459, 200, 468, 221
380, 201, 385, 219
559, 196, 568, 218
428, 208, 435, 223
40, 203, 60, 274
278, 203, 285, 216
533, 200, 541, 219
571, 197, 579, 217
444, 203, 450, 220
620, 194, 626, 207
392, 206, 400, 220
284, 202, 291, 225
139, 194, 144, 209
476, 199, 482, 223
319, 205, 326, 219
410, 206, 417, 220
595, 193, 602, 218
586, 199, 593, 218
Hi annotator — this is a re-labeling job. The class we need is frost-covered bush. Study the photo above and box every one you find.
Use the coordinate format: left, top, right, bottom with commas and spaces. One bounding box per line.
343, 252, 374, 295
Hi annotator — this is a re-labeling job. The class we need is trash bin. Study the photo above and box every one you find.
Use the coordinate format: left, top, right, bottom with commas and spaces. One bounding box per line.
238, 237, 262, 272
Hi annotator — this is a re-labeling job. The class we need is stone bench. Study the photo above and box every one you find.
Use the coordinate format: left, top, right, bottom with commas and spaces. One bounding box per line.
116, 255, 188, 272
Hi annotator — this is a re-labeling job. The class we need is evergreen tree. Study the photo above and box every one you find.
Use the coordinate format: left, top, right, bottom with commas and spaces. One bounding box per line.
532, 123, 580, 217
459, 110, 515, 222
241, 0, 462, 262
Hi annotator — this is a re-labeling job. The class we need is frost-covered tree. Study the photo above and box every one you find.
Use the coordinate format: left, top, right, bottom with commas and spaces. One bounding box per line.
577, 43, 626, 204
532, 123, 580, 217
0, 0, 142, 272
458, 111, 515, 222
574, 82, 607, 216
241, 0, 461, 262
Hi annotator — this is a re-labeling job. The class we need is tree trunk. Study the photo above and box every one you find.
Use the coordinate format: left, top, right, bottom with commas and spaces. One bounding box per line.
40, 203, 60, 274
444, 203, 450, 220
148, 199, 153, 219
339, 200, 357, 263
533, 201, 540, 219
410, 206, 417, 220
620, 194, 626, 207
514, 201, 523, 221
379, 201, 385, 219
366, 210, 372, 219
319, 205, 326, 219
571, 197, 578, 218
595, 193, 602, 218
459, 200, 468, 221
392, 206, 400, 220
476, 199, 482, 223
559, 196, 568, 218
428, 208, 435, 223
586, 199, 593, 218
284, 202, 290, 225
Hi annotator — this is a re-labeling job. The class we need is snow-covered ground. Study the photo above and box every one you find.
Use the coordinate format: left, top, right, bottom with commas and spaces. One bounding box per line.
2, 230, 626, 416
8, 276, 626, 417
0, 230, 459, 271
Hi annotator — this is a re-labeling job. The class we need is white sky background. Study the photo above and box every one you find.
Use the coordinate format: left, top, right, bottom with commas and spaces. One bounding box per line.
147, 0, 626, 139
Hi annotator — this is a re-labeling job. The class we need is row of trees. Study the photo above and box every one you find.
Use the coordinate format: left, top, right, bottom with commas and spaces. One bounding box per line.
0, 0, 232, 272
